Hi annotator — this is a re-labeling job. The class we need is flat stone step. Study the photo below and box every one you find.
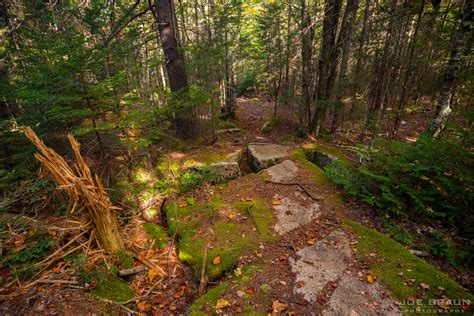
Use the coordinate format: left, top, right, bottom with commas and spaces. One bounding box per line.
264, 160, 298, 183
289, 230, 401, 315
248, 142, 291, 172
273, 191, 320, 235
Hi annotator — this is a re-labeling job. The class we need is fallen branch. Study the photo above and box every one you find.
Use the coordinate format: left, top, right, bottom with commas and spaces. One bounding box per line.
199, 245, 208, 296
118, 266, 146, 277
245, 205, 262, 237
264, 180, 322, 201
33, 279, 79, 285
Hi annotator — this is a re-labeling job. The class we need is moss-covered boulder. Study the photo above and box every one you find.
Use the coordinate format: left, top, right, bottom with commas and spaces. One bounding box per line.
163, 196, 275, 281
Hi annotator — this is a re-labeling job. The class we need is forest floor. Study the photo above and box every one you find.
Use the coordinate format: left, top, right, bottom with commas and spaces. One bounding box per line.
0, 97, 472, 315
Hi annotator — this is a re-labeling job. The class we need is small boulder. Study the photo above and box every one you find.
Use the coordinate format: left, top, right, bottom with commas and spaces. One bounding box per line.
305, 150, 338, 169
248, 143, 291, 171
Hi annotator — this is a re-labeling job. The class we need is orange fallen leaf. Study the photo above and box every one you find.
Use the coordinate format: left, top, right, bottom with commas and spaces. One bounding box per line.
307, 237, 317, 245
272, 300, 288, 313
148, 268, 158, 282
366, 272, 375, 284
215, 299, 231, 309
178, 202, 188, 208
272, 199, 282, 205
212, 256, 221, 265
137, 301, 152, 312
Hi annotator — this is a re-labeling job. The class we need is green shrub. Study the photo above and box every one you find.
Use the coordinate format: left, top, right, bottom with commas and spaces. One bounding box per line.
237, 71, 259, 96
324, 136, 473, 233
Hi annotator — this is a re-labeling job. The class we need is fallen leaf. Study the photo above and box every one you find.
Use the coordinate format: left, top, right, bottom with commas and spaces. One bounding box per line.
298, 280, 305, 288
366, 272, 375, 284
369, 252, 377, 257
236, 290, 245, 297
47, 229, 57, 236
437, 298, 451, 310
272, 300, 288, 313
246, 286, 255, 294
398, 272, 404, 277
307, 237, 317, 245
212, 256, 221, 265
420, 283, 430, 290
148, 269, 158, 282
168, 305, 177, 311
215, 299, 231, 309
272, 199, 282, 205
178, 202, 187, 208
255, 251, 262, 258
405, 278, 416, 286
137, 301, 151, 312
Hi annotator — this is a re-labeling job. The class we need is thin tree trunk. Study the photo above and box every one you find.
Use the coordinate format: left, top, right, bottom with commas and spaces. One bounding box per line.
350, 0, 370, 114
330, 0, 359, 136
299, 0, 313, 136
283, 0, 292, 106
151, 0, 194, 139
427, 0, 472, 137
392, 0, 426, 136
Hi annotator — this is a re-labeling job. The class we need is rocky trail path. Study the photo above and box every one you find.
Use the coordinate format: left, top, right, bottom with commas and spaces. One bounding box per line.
161, 97, 403, 315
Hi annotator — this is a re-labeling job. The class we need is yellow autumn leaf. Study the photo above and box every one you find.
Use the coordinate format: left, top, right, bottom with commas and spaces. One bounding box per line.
272, 300, 288, 313
137, 301, 152, 312
272, 199, 282, 205
212, 255, 221, 265
215, 298, 231, 309
307, 237, 317, 245
178, 202, 187, 208
148, 268, 158, 282
366, 272, 375, 284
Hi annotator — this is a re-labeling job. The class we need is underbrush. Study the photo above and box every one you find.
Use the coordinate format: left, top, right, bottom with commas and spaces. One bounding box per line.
325, 136, 473, 270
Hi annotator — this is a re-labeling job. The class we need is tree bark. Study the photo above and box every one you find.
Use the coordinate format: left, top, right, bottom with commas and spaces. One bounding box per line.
151, 0, 195, 139
391, 0, 426, 136
330, 0, 359, 136
310, 0, 342, 135
427, 0, 473, 137
298, 0, 313, 136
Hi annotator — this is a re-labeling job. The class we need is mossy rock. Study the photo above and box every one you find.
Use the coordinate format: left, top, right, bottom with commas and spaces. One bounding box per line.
163, 197, 275, 281
91, 273, 135, 302
143, 223, 169, 249
189, 265, 264, 315
345, 220, 474, 314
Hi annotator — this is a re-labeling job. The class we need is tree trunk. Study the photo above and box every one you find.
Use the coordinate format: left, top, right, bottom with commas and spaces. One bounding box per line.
350, 0, 370, 114
283, 0, 292, 106
151, 0, 195, 139
391, 0, 426, 136
427, 0, 472, 137
299, 0, 313, 136
330, 0, 359, 136
310, 0, 342, 135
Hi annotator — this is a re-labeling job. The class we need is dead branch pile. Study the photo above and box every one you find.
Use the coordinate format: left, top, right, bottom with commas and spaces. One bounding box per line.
24, 127, 124, 253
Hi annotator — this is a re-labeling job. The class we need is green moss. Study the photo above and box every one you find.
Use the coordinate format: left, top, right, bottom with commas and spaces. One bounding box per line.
116, 251, 135, 269
91, 273, 135, 302
164, 197, 273, 281
262, 116, 282, 133
189, 265, 263, 315
291, 148, 329, 185
235, 200, 278, 241
344, 220, 473, 314
143, 223, 169, 249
